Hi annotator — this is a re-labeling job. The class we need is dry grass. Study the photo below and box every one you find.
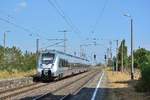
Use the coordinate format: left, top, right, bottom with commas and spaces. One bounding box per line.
0, 69, 36, 79
106, 68, 150, 100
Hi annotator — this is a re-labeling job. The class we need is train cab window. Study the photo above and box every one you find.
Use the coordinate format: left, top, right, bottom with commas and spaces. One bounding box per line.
41, 53, 55, 64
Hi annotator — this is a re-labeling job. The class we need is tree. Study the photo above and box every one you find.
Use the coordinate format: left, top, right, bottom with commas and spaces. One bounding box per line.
113, 56, 116, 71
0, 45, 36, 72
117, 39, 128, 71
22, 52, 36, 71
134, 48, 150, 92
132, 48, 150, 68
0, 46, 4, 70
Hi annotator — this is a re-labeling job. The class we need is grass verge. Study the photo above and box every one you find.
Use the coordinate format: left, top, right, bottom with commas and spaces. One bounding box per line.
105, 68, 150, 100
0, 69, 36, 79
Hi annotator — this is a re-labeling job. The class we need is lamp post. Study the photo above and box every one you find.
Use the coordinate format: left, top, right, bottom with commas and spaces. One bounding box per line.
116, 40, 119, 71
124, 14, 134, 80
3, 30, 10, 58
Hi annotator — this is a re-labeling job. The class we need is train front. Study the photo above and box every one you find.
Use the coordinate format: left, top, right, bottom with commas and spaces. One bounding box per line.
37, 51, 56, 80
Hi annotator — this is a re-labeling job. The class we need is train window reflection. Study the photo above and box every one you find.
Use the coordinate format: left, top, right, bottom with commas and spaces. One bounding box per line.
41, 53, 55, 64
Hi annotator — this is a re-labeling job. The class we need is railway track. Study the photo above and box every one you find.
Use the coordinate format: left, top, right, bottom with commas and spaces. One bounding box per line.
0, 82, 50, 100
0, 70, 91, 100
33, 70, 101, 100
0, 83, 37, 94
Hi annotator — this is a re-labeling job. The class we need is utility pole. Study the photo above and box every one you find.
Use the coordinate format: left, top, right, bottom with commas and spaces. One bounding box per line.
107, 48, 109, 66
116, 40, 118, 71
109, 41, 112, 60
80, 44, 87, 58
58, 30, 67, 53
64, 31, 66, 53
104, 54, 107, 67
121, 41, 124, 72
131, 18, 134, 79
80, 45, 82, 57
3, 32, 6, 63
3, 32, 6, 52
124, 14, 134, 80
36, 38, 39, 54
36, 38, 39, 66
109, 41, 112, 67
3, 31, 10, 59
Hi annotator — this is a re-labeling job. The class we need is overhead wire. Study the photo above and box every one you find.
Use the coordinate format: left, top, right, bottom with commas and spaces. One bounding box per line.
0, 10, 14, 20
87, 0, 109, 53
47, 0, 84, 53
0, 17, 35, 35
41, 38, 64, 47
0, 10, 51, 40
92, 0, 109, 33
84, 0, 109, 60
42, 40, 65, 49
53, 0, 82, 35
47, 0, 82, 38
47, 0, 73, 30
0, 17, 49, 40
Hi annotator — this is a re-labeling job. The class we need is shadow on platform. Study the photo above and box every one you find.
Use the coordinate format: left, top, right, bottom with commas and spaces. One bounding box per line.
20, 79, 148, 100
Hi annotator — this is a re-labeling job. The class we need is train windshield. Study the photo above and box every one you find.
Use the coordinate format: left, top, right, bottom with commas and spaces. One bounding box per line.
41, 53, 55, 64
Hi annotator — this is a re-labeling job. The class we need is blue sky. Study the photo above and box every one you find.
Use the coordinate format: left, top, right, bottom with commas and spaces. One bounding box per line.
0, 0, 150, 63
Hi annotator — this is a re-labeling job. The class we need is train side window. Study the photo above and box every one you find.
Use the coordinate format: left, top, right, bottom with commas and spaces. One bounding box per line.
59, 59, 69, 67
59, 59, 63, 67
59, 59, 61, 67
63, 60, 65, 67
59, 59, 66, 67
63, 59, 67, 67
62, 59, 64, 67
66, 60, 69, 67
59, 59, 84, 68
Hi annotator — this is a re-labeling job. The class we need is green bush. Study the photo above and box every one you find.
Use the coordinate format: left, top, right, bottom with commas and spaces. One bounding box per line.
132, 48, 150, 92
137, 62, 150, 92
0, 46, 36, 72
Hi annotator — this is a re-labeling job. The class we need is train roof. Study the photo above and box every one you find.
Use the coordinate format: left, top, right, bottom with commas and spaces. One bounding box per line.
40, 49, 89, 62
